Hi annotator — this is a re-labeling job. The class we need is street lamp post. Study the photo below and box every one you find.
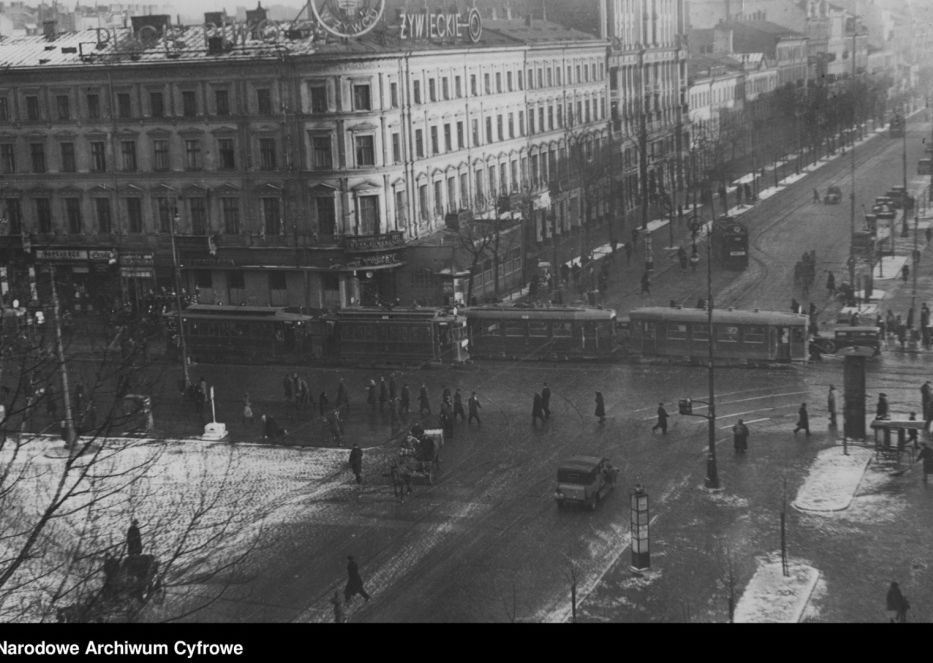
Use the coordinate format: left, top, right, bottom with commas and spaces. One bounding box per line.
705, 227, 718, 489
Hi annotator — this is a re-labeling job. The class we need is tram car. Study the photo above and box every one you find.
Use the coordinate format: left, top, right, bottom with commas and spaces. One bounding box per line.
177, 305, 321, 364
463, 306, 618, 360
324, 307, 469, 365
889, 114, 906, 138
628, 307, 809, 363
711, 217, 749, 270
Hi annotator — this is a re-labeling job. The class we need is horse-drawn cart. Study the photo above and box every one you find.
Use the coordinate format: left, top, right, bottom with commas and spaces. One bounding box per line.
398, 428, 444, 485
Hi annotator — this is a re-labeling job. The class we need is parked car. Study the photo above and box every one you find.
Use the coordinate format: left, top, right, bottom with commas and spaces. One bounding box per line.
824, 185, 842, 204
554, 456, 618, 511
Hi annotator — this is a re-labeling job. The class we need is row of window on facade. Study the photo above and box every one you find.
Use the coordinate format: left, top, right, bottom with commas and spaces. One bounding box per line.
0, 136, 282, 174
0, 86, 282, 123
0, 97, 606, 176
0, 58, 607, 124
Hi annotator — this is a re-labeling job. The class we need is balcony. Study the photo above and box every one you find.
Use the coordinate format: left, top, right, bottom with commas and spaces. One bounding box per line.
341, 231, 406, 252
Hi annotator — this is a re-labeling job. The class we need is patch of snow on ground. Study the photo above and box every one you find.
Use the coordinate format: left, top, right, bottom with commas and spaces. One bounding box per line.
800, 576, 827, 623
792, 446, 872, 512
705, 492, 749, 508
733, 554, 819, 623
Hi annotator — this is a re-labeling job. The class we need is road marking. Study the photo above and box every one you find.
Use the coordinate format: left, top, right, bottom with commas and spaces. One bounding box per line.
719, 417, 770, 429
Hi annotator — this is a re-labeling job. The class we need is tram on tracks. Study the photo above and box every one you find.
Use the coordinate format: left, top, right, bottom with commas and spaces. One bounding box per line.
711, 217, 749, 270
463, 306, 618, 360
324, 307, 469, 365
172, 305, 468, 365
627, 307, 809, 363
889, 114, 906, 138
177, 305, 320, 364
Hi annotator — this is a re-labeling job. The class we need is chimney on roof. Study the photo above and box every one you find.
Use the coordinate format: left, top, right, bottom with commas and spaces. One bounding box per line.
42, 19, 56, 40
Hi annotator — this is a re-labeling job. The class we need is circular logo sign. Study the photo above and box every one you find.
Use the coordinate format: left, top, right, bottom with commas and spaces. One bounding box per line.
311, 0, 386, 39
467, 7, 482, 43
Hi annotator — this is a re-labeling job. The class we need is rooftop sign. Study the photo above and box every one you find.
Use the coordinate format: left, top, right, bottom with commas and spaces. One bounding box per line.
399, 8, 482, 43
310, 0, 386, 39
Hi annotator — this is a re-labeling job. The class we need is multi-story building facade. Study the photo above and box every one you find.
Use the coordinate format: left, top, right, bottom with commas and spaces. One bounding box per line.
0, 9, 608, 311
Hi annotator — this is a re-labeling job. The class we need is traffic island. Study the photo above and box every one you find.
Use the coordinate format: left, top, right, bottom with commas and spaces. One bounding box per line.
734, 554, 820, 623
792, 446, 873, 512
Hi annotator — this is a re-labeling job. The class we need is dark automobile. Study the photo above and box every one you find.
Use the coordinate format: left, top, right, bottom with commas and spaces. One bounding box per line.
554, 456, 618, 511
824, 185, 842, 204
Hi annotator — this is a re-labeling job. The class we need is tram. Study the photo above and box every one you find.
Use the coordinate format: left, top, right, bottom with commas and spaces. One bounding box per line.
627, 307, 808, 363
711, 217, 749, 270
324, 307, 469, 365
178, 305, 320, 364
463, 306, 618, 360
889, 114, 906, 138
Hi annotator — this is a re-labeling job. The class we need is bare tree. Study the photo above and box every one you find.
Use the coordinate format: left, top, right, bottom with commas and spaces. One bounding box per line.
0, 289, 271, 622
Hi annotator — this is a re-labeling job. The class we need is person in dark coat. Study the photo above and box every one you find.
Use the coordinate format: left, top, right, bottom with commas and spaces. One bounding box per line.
366, 380, 377, 411
335, 377, 349, 415
532, 393, 545, 425
418, 384, 431, 416
400, 383, 411, 417
876, 393, 890, 420
886, 581, 910, 623
468, 392, 481, 424
378, 377, 387, 412
441, 386, 451, 412
921, 381, 931, 427
916, 442, 933, 484
640, 271, 651, 295
348, 444, 363, 484
283, 373, 294, 404
453, 389, 466, 423
126, 519, 142, 557
594, 392, 606, 424
826, 271, 836, 296
541, 383, 552, 419
733, 419, 749, 453
319, 391, 330, 418
651, 403, 668, 434
793, 403, 811, 436
344, 556, 370, 603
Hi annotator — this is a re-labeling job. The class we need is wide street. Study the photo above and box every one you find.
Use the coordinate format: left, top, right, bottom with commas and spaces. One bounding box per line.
57, 116, 933, 622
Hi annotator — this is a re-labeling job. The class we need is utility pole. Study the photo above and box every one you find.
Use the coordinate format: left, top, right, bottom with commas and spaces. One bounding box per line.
848, 9, 858, 291
705, 226, 718, 489
639, 46, 649, 232
48, 268, 76, 451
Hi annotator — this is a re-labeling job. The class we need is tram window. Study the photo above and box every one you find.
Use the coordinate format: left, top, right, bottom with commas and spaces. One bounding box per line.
504, 320, 526, 337
791, 328, 805, 343
528, 320, 549, 337
692, 324, 709, 341
716, 326, 739, 342
481, 322, 501, 336
744, 325, 766, 343
553, 322, 572, 338
666, 323, 688, 340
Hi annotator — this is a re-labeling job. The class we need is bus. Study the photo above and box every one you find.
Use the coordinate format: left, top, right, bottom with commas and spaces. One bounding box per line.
711, 217, 749, 270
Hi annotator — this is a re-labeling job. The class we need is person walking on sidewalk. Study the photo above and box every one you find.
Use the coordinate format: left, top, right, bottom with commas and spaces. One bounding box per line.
453, 388, 466, 423
886, 581, 910, 623
827, 385, 838, 428
532, 393, 546, 426
366, 379, 377, 412
733, 419, 749, 453
921, 303, 930, 349
794, 403, 811, 436
379, 377, 388, 412
348, 444, 363, 484
652, 403, 669, 434
418, 384, 431, 416
242, 393, 254, 426
826, 271, 836, 296
922, 381, 932, 430
813, 188, 821, 203
640, 271, 651, 295
541, 383, 552, 420
594, 392, 606, 424
283, 373, 294, 405
916, 442, 933, 484
902, 263, 910, 283
468, 391, 481, 424
344, 556, 371, 604
400, 383, 411, 417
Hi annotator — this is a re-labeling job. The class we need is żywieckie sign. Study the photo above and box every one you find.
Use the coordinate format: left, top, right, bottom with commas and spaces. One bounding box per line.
399, 7, 482, 43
